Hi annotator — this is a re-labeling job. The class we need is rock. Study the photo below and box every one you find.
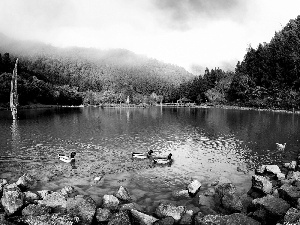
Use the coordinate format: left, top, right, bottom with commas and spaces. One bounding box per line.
0, 212, 15, 225
22, 213, 78, 225
187, 180, 201, 196
66, 195, 97, 225
16, 173, 36, 190
178, 212, 193, 224
278, 184, 300, 207
252, 195, 290, 218
1, 183, 25, 215
284, 161, 297, 170
193, 212, 204, 225
153, 216, 175, 225
22, 204, 52, 216
131, 209, 159, 225
108, 211, 131, 225
119, 202, 144, 212
24, 191, 41, 204
252, 207, 267, 222
37, 190, 51, 199
284, 207, 300, 224
211, 176, 232, 186
198, 195, 215, 209
115, 186, 132, 202
37, 192, 67, 211
252, 175, 272, 194
215, 183, 236, 198
287, 171, 300, 183
240, 193, 254, 213
255, 165, 266, 174
172, 190, 190, 199
155, 203, 186, 222
95, 208, 112, 223
0, 179, 8, 194
60, 186, 77, 198
221, 193, 243, 213
265, 165, 281, 175
194, 214, 224, 225
223, 213, 260, 225
102, 194, 120, 210
247, 187, 265, 199
277, 172, 286, 180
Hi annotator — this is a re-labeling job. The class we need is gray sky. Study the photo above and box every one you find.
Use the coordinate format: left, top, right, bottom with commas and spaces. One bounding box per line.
0, 0, 299, 74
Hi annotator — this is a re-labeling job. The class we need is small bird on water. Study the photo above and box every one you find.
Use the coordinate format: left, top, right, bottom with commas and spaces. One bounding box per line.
58, 152, 76, 163
276, 143, 286, 151
132, 150, 154, 159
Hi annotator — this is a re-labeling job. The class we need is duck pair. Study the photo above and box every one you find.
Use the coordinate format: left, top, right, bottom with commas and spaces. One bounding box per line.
132, 150, 173, 165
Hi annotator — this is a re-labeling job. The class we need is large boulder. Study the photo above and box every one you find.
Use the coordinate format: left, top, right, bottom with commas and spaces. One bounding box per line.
131, 209, 159, 225
108, 211, 131, 225
16, 173, 36, 190
252, 175, 272, 194
278, 184, 300, 207
252, 195, 290, 221
198, 194, 216, 209
115, 186, 132, 202
155, 203, 185, 222
1, 183, 25, 215
221, 192, 243, 213
66, 195, 97, 225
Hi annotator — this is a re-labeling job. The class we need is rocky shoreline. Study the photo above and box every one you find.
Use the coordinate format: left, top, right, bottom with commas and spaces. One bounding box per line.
2, 157, 300, 225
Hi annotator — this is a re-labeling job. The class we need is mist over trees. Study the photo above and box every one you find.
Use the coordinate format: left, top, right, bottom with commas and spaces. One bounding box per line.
1, 15, 300, 109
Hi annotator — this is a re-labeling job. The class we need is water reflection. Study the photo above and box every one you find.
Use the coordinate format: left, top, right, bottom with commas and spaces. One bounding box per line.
11, 120, 20, 152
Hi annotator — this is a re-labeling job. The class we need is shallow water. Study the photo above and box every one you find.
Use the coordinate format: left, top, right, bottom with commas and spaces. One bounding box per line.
1, 106, 300, 212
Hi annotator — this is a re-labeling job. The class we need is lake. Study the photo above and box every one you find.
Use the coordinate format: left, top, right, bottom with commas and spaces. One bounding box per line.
1, 106, 300, 213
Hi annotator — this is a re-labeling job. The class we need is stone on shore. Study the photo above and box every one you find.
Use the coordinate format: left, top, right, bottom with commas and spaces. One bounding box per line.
0, 179, 8, 195
37, 192, 67, 211
115, 186, 132, 202
60, 186, 77, 198
119, 202, 144, 212
187, 180, 201, 196
172, 189, 190, 199
108, 211, 131, 225
284, 161, 297, 170
131, 209, 159, 225
223, 213, 260, 225
198, 194, 215, 209
22, 213, 78, 225
278, 183, 300, 207
265, 165, 281, 175
178, 211, 193, 224
252, 195, 290, 218
155, 202, 186, 222
16, 173, 36, 190
22, 204, 52, 216
95, 208, 112, 223
153, 216, 175, 225
221, 192, 243, 213
24, 191, 41, 204
284, 207, 300, 224
102, 194, 120, 210
194, 214, 224, 225
66, 195, 97, 225
252, 175, 272, 194
1, 183, 25, 215
37, 190, 51, 199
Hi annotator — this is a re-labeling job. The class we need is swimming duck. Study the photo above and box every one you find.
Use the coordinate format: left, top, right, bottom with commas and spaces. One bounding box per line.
58, 152, 76, 163
276, 143, 286, 151
153, 153, 172, 164
132, 150, 153, 159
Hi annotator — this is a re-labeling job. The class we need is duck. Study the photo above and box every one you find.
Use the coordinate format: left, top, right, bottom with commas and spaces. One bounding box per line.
276, 143, 286, 151
58, 152, 76, 163
153, 153, 173, 164
132, 150, 153, 159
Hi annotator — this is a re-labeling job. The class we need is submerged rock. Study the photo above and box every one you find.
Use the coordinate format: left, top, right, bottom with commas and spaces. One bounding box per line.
1, 183, 25, 215
115, 186, 132, 202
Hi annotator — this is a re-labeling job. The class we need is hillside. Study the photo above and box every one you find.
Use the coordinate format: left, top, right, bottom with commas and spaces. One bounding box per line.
0, 33, 194, 106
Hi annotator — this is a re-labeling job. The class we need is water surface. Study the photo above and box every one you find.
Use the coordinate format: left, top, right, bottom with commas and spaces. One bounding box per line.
1, 106, 299, 212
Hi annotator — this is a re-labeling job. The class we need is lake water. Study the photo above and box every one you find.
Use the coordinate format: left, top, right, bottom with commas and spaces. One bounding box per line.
1, 106, 300, 213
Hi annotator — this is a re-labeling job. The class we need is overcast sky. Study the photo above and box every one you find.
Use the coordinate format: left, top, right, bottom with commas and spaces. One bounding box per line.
0, 0, 299, 74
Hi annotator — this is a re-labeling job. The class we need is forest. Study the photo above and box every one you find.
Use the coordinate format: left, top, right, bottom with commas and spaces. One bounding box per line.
1, 15, 300, 110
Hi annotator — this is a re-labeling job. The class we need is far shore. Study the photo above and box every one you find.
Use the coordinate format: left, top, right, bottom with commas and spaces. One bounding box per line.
0, 103, 299, 114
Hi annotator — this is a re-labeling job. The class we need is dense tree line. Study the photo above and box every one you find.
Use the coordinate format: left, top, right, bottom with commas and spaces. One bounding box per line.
1, 15, 300, 109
